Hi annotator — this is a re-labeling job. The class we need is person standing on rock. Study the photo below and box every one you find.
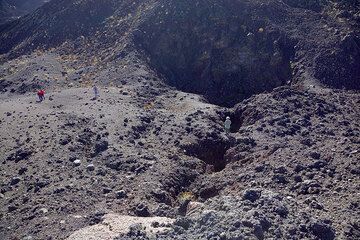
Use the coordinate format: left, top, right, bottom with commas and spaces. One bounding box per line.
37, 89, 45, 102
93, 84, 99, 100
224, 116, 231, 133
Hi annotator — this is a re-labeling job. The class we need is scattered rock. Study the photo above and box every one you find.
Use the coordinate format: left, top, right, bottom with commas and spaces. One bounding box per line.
87, 211, 106, 225
103, 188, 112, 194
135, 203, 150, 217
59, 137, 71, 145
10, 177, 21, 185
309, 152, 321, 160
7, 149, 33, 162
8, 205, 17, 212
39, 208, 48, 214
22, 236, 33, 240
18, 167, 28, 175
116, 190, 127, 199
93, 140, 109, 156
242, 189, 261, 202
73, 159, 81, 166
272, 174, 288, 184
86, 164, 95, 171
274, 205, 288, 218
309, 220, 335, 240
309, 160, 328, 170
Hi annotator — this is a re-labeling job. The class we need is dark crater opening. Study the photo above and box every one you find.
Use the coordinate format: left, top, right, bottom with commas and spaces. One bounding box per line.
181, 138, 230, 172
136, 0, 295, 107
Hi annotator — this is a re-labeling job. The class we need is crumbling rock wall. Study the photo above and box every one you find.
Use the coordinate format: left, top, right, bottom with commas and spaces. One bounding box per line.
134, 0, 359, 106
136, 0, 295, 107
0, 0, 359, 104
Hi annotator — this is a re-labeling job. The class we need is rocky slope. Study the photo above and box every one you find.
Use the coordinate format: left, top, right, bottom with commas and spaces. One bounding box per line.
0, 0, 48, 24
0, 0, 359, 108
0, 0, 359, 239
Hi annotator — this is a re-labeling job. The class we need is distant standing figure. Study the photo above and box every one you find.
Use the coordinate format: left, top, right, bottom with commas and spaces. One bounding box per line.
37, 89, 45, 102
224, 116, 231, 133
93, 85, 99, 99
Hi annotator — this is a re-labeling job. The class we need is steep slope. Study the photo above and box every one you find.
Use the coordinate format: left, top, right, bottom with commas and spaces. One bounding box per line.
0, 0, 17, 24
0, 0, 48, 24
1, 0, 359, 101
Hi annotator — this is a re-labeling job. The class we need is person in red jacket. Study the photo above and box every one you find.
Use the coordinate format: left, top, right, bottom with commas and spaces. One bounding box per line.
37, 89, 45, 102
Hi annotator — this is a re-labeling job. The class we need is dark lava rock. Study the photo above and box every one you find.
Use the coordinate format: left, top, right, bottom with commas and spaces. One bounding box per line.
86, 164, 95, 171
18, 167, 27, 175
53, 187, 65, 194
294, 164, 305, 173
68, 155, 77, 162
102, 187, 112, 194
309, 220, 336, 240
154, 192, 334, 239
8, 205, 17, 212
87, 211, 106, 226
59, 137, 71, 145
274, 205, 289, 218
273, 166, 287, 174
309, 160, 328, 170
7, 149, 33, 162
242, 189, 261, 202
115, 223, 149, 240
293, 175, 303, 183
254, 164, 265, 172
299, 180, 322, 195
93, 140, 109, 156
73, 159, 81, 166
309, 200, 324, 210
115, 190, 127, 199
10, 177, 21, 185
134, 203, 150, 217
350, 167, 360, 175
174, 217, 193, 230
272, 174, 288, 184
309, 151, 321, 160
77, 131, 95, 145
344, 221, 360, 240
151, 188, 171, 205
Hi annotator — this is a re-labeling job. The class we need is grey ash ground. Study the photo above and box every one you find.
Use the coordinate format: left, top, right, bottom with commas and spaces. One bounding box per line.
0, 0, 359, 239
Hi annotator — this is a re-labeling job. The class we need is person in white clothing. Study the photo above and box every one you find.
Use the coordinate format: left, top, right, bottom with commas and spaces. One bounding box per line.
224, 116, 231, 133
93, 85, 99, 99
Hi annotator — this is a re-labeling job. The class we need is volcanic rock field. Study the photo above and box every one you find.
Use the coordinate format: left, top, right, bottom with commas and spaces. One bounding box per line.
0, 0, 359, 239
